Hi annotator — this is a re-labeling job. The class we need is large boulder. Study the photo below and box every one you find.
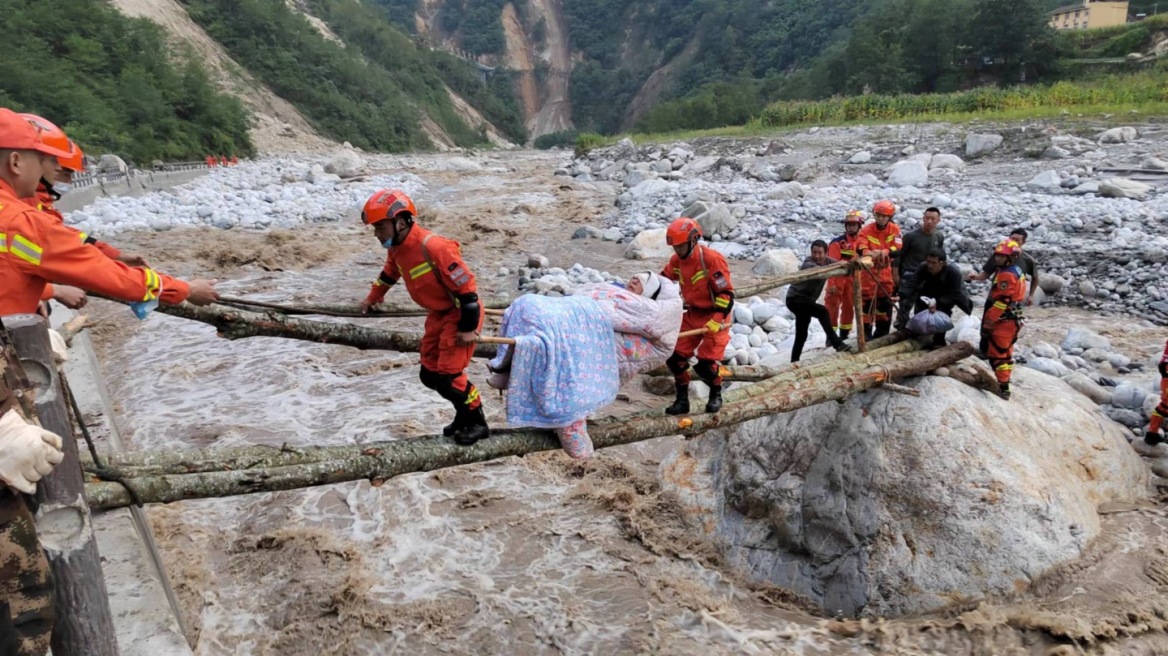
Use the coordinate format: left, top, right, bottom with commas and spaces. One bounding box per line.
323, 149, 367, 178
623, 228, 672, 260
626, 179, 675, 200
752, 249, 802, 277
1026, 170, 1062, 193
684, 200, 737, 238
1097, 127, 1138, 144
928, 154, 966, 171
1099, 178, 1152, 200
660, 367, 1147, 618
97, 154, 128, 174
965, 133, 1003, 158
1063, 327, 1111, 352
886, 160, 929, 187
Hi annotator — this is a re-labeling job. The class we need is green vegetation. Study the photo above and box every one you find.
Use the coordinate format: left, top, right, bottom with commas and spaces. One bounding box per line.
533, 130, 579, 150
428, 55, 527, 144
759, 69, 1168, 127
179, 0, 524, 151
0, 0, 253, 163
573, 132, 611, 158
431, 0, 508, 55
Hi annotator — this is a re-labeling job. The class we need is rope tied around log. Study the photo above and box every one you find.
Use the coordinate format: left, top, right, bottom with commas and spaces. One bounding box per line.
63, 376, 145, 508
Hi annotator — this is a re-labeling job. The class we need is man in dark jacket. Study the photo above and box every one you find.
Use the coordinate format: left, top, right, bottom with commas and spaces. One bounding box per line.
785, 240, 851, 362
905, 249, 972, 347
895, 207, 945, 329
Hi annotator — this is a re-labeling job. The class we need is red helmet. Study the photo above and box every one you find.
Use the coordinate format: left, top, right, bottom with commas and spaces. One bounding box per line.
362, 189, 417, 225
844, 210, 864, 225
994, 240, 1020, 257
19, 113, 84, 172
666, 217, 702, 246
872, 200, 897, 217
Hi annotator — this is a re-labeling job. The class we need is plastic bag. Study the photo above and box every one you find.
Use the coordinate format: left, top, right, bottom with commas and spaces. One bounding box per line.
907, 308, 954, 335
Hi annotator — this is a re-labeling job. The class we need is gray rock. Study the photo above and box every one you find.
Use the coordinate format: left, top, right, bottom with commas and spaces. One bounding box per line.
1063, 327, 1111, 352
323, 149, 366, 178
928, 154, 966, 171
1025, 357, 1071, 378
571, 226, 603, 240
965, 133, 1003, 158
1040, 274, 1066, 295
766, 182, 806, 200
733, 306, 754, 327
623, 228, 671, 260
196, 205, 214, 219
763, 315, 790, 333
626, 178, 674, 199
601, 228, 623, 242
1112, 384, 1149, 410
1070, 182, 1100, 195
1026, 171, 1062, 192
1042, 146, 1071, 160
1078, 280, 1097, 298
1097, 127, 1138, 144
652, 159, 674, 174
887, 160, 929, 187
1142, 157, 1168, 172
660, 368, 1146, 618
683, 201, 737, 238
1099, 178, 1152, 200
750, 302, 778, 325
1104, 406, 1144, 429
527, 254, 550, 268
1108, 353, 1132, 369
752, 249, 802, 277
681, 156, 719, 175
849, 151, 872, 164
97, 154, 128, 174
1063, 372, 1115, 405
1031, 341, 1060, 360
623, 169, 657, 188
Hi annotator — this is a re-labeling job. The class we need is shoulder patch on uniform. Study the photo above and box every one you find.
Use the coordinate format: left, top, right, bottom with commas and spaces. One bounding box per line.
999, 281, 1009, 289
447, 262, 459, 272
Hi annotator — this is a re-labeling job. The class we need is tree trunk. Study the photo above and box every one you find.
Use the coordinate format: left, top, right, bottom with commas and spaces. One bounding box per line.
734, 255, 874, 299
6, 315, 119, 656
158, 304, 501, 358
83, 343, 973, 510
216, 295, 511, 318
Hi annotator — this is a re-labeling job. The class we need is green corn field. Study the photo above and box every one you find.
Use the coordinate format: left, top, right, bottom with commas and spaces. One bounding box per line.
758, 70, 1168, 127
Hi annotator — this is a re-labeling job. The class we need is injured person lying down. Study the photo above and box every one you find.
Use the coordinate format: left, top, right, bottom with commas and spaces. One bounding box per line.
487, 272, 684, 458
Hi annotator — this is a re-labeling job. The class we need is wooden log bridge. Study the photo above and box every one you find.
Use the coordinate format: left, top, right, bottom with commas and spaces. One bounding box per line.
82, 341, 974, 510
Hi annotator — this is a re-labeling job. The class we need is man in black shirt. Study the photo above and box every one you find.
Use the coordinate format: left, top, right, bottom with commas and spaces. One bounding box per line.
967, 227, 1038, 354
785, 240, 851, 362
906, 249, 972, 347
895, 207, 945, 329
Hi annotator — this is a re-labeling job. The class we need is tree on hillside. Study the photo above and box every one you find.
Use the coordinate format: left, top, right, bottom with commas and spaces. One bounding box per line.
901, 0, 971, 92
972, 0, 1054, 80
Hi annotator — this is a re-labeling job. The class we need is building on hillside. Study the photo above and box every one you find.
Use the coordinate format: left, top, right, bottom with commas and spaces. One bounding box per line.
1049, 0, 1130, 30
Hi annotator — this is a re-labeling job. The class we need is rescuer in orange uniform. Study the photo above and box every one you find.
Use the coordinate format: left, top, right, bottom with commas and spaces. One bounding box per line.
661, 217, 734, 416
981, 240, 1026, 401
0, 108, 219, 317
825, 210, 864, 340
1144, 338, 1168, 446
358, 189, 489, 445
856, 199, 903, 339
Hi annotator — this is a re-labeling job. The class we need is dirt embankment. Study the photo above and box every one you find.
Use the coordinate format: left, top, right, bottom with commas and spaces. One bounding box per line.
109, 0, 336, 155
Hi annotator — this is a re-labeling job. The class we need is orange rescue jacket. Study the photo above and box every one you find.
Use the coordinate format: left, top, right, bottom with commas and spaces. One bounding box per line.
661, 244, 734, 317
983, 264, 1026, 328
365, 225, 476, 313
856, 221, 903, 292
0, 180, 188, 315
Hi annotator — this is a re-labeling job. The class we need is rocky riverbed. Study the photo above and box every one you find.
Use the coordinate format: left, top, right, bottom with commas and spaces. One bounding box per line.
66, 118, 1168, 654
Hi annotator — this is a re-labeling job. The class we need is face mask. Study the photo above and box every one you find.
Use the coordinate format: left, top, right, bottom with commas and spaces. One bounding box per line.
53, 182, 72, 195
381, 238, 395, 249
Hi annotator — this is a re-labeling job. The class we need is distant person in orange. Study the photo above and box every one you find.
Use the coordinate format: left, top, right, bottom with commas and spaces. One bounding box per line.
1145, 338, 1168, 446
0, 108, 219, 317
219, 155, 227, 167
981, 240, 1026, 401
206, 155, 217, 168
856, 199, 903, 339
230, 155, 239, 166
359, 189, 489, 445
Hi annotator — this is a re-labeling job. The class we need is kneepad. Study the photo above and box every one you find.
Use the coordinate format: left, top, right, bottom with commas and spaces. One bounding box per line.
694, 359, 719, 381
666, 353, 690, 375
419, 367, 445, 391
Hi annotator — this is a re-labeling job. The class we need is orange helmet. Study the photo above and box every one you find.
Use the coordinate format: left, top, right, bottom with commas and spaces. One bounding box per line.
844, 210, 864, 225
361, 189, 417, 225
872, 200, 897, 217
666, 217, 702, 246
993, 240, 1020, 257
19, 113, 84, 172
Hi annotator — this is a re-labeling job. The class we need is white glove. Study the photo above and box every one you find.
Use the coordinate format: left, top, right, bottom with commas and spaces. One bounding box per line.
48, 329, 69, 368
0, 409, 65, 495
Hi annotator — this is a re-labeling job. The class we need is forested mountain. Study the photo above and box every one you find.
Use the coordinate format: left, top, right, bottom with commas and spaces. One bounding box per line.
2, 0, 1159, 157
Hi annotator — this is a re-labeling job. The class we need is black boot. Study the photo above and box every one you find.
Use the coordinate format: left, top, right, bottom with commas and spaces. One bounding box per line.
998, 383, 1011, 401
705, 385, 723, 414
443, 418, 459, 437
1146, 430, 1165, 446
839, 328, 850, 341
665, 384, 690, 416
874, 320, 891, 339
832, 338, 852, 353
452, 407, 489, 445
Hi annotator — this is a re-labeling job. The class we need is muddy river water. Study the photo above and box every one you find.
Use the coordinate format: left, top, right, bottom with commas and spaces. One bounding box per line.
88, 151, 1168, 655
